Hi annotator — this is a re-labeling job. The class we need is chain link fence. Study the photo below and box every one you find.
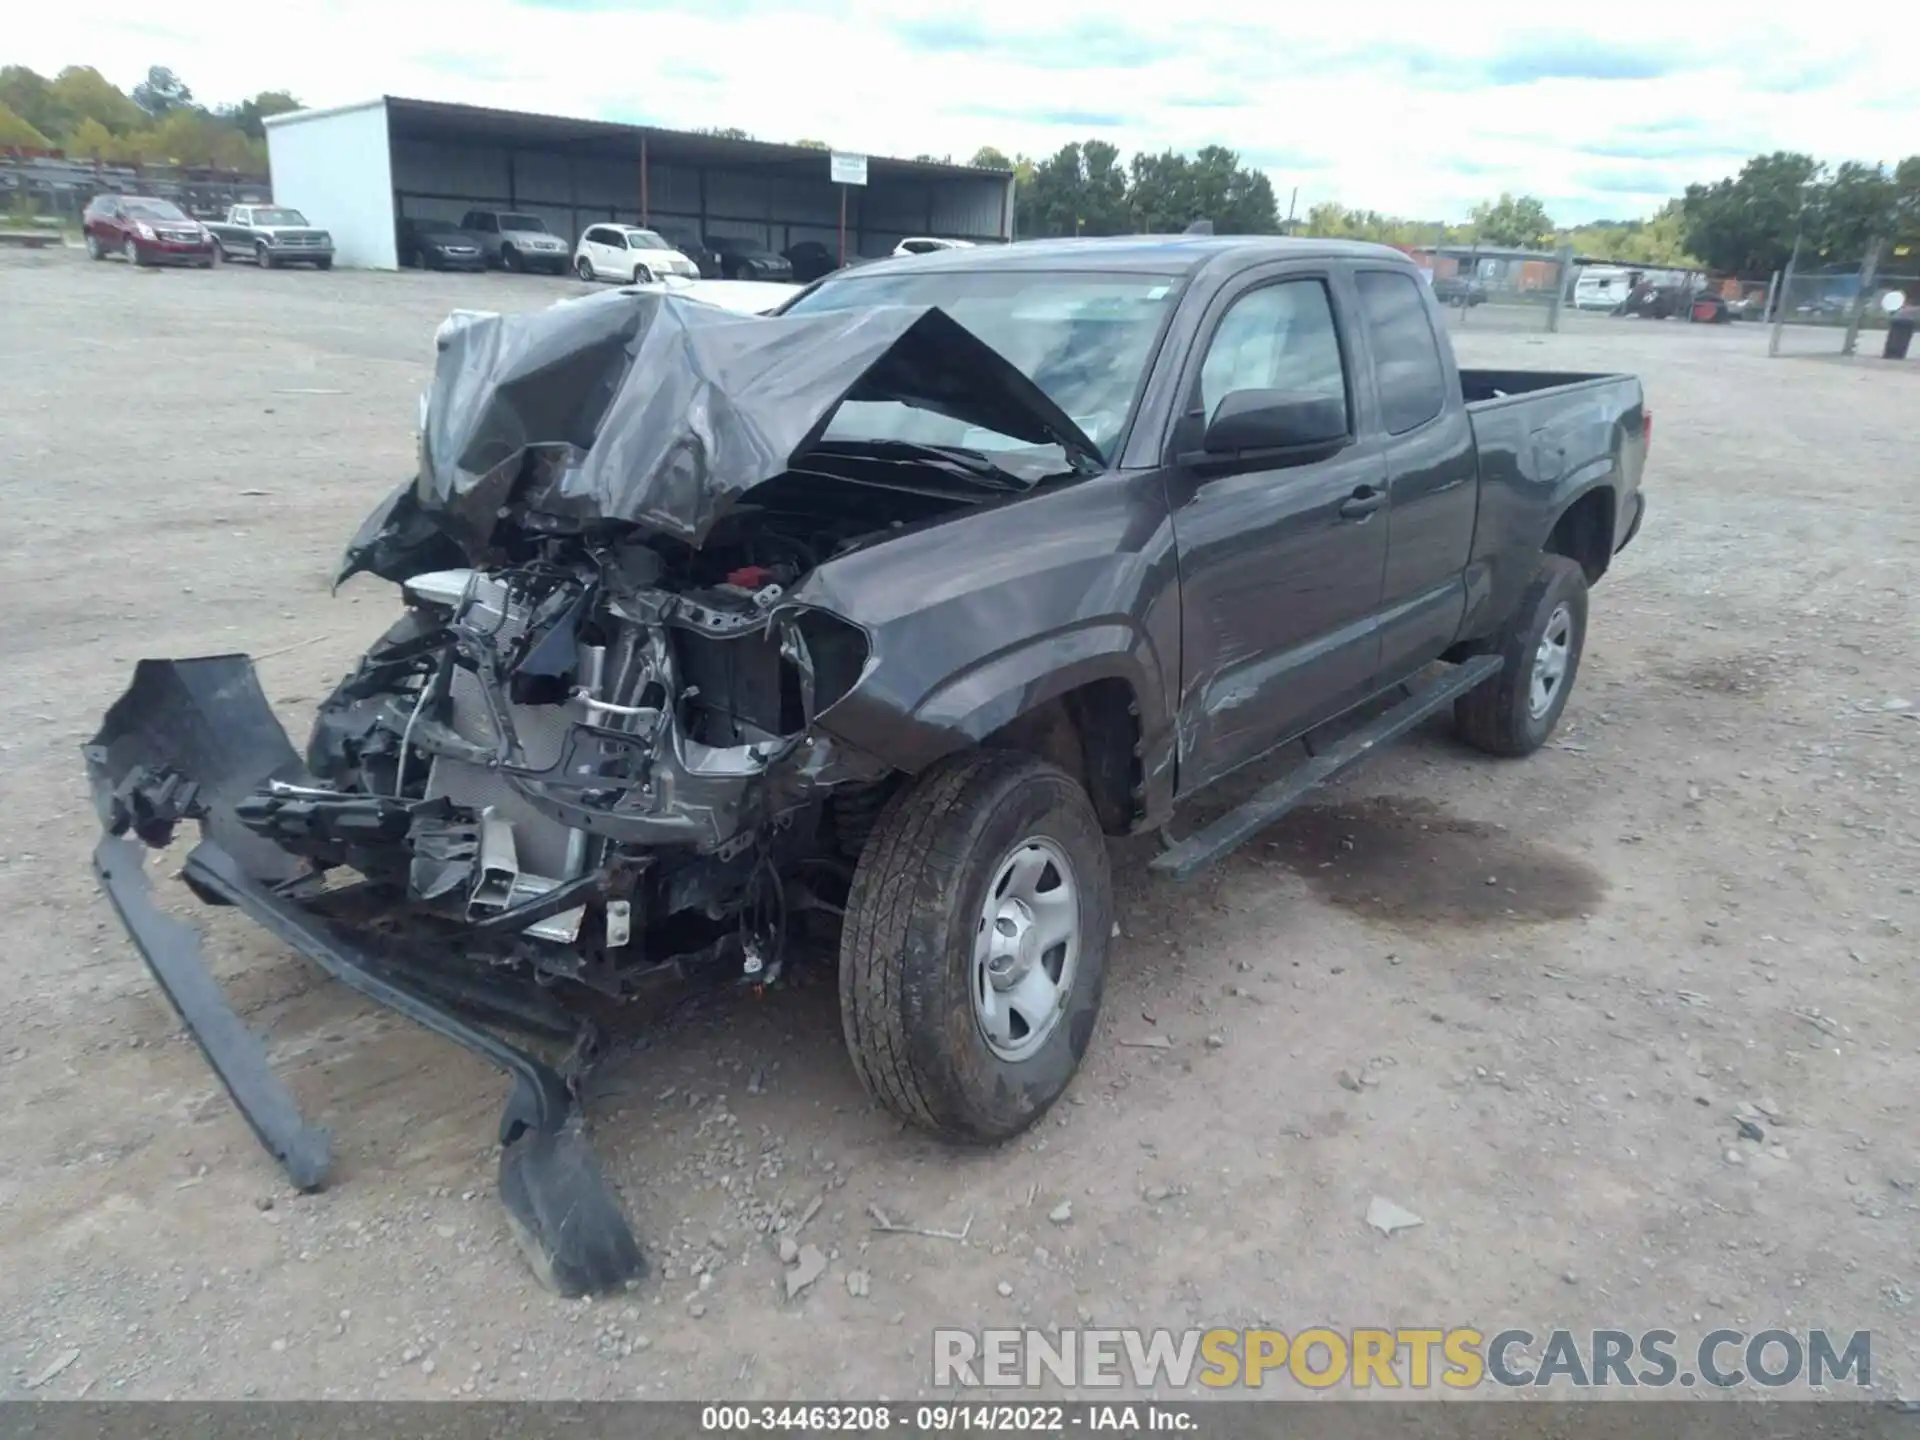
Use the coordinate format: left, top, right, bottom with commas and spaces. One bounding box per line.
1409, 243, 1572, 333
1768, 241, 1920, 360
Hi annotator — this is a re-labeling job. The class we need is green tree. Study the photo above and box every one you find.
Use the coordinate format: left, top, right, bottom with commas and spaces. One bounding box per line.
1814, 160, 1897, 259
1125, 150, 1193, 232
0, 66, 57, 135
792, 137, 829, 150
0, 101, 51, 148
131, 65, 194, 117
693, 125, 752, 140
1468, 192, 1554, 248
969, 145, 1011, 170
220, 89, 301, 139
63, 115, 116, 158
1187, 145, 1278, 234
43, 65, 145, 135
1680, 151, 1822, 275
1021, 139, 1128, 237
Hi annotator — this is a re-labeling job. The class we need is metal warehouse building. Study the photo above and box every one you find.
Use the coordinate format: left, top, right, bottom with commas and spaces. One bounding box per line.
262, 96, 1015, 270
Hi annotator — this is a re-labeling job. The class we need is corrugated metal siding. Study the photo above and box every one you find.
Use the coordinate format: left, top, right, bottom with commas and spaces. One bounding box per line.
386, 126, 1010, 260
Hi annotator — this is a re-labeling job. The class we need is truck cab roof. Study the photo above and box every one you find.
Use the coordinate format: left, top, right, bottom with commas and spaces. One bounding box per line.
865, 234, 1419, 278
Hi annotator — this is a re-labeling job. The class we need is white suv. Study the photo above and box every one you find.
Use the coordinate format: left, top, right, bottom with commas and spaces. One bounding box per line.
574, 224, 702, 283
891, 236, 976, 257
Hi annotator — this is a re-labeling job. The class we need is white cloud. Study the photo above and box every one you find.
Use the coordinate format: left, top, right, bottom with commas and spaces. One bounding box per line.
14, 0, 1919, 221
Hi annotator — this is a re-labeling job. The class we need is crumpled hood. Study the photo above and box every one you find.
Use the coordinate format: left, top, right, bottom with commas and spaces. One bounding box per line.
338, 288, 1098, 585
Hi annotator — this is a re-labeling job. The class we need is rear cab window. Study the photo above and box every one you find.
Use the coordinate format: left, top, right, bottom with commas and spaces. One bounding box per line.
1355, 269, 1448, 434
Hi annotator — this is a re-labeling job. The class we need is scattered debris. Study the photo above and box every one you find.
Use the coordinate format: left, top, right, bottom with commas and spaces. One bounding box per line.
1337, 1070, 1363, 1093
996, 1281, 1014, 1298
25, 1349, 81, 1390
796, 1196, 824, 1233
1120, 1035, 1173, 1050
868, 1206, 974, 1242
1205, 1033, 1226, 1050
1365, 1196, 1424, 1236
785, 1244, 828, 1300
1736, 1119, 1765, 1143
777, 1236, 799, 1264
1675, 989, 1712, 1007
1791, 1008, 1841, 1037
252, 633, 332, 661
1048, 1201, 1073, 1225
846, 1269, 871, 1299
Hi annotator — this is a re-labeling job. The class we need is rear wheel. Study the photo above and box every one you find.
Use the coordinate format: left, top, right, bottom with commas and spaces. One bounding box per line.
86, 231, 106, 261
839, 751, 1113, 1143
1454, 554, 1589, 757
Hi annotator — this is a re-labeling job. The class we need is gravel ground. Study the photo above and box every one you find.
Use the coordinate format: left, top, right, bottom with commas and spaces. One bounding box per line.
0, 247, 1915, 1401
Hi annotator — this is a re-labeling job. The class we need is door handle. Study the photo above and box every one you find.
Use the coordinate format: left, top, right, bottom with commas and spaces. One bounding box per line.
1338, 487, 1386, 520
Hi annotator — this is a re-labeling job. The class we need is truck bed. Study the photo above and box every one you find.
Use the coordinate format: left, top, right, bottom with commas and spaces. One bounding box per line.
1458, 368, 1627, 408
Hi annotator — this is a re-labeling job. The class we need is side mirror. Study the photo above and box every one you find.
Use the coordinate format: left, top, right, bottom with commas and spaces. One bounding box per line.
1202, 389, 1348, 455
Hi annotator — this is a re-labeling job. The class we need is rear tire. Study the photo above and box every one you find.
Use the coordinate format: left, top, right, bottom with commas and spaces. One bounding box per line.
86, 232, 106, 261
839, 751, 1112, 1143
1454, 554, 1589, 757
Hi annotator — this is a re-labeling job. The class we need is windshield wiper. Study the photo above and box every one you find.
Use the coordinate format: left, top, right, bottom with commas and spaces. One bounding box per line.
815, 439, 1041, 492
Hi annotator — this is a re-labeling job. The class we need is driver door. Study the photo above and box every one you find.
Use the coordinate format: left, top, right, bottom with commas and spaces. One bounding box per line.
1167, 266, 1391, 793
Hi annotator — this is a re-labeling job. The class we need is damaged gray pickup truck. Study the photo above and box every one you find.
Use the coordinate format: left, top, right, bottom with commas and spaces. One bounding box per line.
87, 237, 1648, 1295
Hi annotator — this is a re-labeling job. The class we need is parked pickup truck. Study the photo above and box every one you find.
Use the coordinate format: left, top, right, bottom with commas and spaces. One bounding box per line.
206, 205, 335, 269
85, 236, 1647, 1297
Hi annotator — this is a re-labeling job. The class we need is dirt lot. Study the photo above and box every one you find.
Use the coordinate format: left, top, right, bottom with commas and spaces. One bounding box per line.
1, 247, 1915, 1402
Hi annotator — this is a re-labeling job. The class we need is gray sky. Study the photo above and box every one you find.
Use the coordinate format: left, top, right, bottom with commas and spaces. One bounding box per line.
18, 0, 1919, 223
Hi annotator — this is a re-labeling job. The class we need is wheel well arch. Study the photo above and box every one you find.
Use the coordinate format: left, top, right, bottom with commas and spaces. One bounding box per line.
1545, 484, 1616, 583
980, 678, 1142, 836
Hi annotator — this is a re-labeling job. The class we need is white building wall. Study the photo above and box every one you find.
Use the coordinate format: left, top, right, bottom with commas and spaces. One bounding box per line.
264, 100, 397, 270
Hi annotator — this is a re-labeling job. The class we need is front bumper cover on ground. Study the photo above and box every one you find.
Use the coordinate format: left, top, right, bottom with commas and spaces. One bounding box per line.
84, 655, 645, 1296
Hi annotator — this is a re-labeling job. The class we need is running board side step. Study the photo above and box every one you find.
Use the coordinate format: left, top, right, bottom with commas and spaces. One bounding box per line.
1150, 655, 1503, 882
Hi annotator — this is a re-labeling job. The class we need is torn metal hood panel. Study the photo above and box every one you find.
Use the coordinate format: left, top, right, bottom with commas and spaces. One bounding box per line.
366, 289, 1098, 571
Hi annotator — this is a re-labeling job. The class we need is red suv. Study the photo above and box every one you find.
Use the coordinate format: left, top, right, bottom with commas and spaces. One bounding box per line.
83, 195, 215, 269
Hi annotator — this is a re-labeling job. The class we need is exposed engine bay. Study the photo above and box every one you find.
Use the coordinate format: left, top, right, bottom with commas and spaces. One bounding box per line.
251, 488, 932, 996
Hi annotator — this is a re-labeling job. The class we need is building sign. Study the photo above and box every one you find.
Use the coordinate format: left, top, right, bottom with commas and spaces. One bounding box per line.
829, 152, 868, 187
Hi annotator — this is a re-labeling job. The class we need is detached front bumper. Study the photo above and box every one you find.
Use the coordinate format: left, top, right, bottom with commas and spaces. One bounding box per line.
84, 655, 644, 1296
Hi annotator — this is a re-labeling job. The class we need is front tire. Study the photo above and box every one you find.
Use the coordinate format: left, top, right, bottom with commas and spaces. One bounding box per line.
501, 245, 520, 272
839, 751, 1113, 1143
631, 262, 654, 284
575, 255, 595, 281
122, 236, 148, 267
256, 242, 275, 270
315, 258, 332, 271
1454, 554, 1589, 757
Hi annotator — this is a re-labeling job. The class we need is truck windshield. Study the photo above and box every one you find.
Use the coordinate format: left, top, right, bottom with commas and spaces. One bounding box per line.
252, 208, 307, 226
783, 270, 1179, 459
500, 214, 547, 233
